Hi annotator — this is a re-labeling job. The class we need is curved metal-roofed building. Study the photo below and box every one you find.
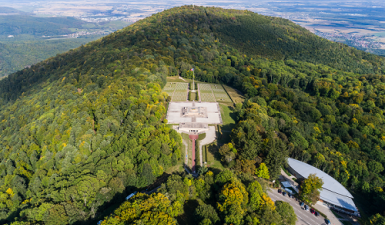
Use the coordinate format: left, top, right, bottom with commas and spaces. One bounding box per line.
287, 158, 358, 214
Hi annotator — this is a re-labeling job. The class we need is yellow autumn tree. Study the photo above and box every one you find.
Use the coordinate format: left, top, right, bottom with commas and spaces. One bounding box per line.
217, 179, 248, 225
261, 193, 276, 211
255, 163, 270, 179
101, 192, 179, 225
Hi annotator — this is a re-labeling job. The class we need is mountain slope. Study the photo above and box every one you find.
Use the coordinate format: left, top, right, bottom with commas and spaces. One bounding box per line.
0, 37, 102, 78
0, 5, 384, 224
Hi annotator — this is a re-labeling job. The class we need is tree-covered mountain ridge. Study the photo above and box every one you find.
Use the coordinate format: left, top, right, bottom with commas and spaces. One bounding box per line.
1, 5, 385, 104
0, 5, 385, 225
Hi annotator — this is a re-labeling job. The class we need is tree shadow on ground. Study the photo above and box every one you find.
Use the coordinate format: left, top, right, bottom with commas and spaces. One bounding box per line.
72, 173, 172, 225
207, 144, 221, 162
176, 199, 199, 225
72, 185, 137, 225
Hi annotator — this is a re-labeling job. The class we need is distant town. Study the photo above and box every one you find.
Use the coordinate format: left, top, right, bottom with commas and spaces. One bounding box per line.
313, 30, 383, 51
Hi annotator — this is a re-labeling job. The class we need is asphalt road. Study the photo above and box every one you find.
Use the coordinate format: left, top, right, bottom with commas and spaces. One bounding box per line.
268, 189, 328, 225
199, 126, 216, 165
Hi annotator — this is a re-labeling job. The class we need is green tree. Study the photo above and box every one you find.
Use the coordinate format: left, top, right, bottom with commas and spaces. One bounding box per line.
275, 201, 297, 225
247, 181, 263, 211
255, 163, 270, 179
370, 213, 385, 225
299, 174, 324, 204
195, 204, 220, 224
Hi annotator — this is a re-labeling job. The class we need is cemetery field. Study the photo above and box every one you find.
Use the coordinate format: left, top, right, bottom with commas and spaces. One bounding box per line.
173, 91, 188, 101
198, 83, 231, 103
223, 85, 244, 104
163, 82, 176, 96
162, 82, 189, 102
163, 81, 233, 103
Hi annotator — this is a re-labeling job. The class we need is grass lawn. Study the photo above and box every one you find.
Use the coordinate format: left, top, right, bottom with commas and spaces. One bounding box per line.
218, 104, 236, 144
167, 76, 186, 82
219, 104, 236, 125
165, 163, 184, 174
189, 92, 197, 101
281, 166, 292, 176
202, 145, 207, 163
182, 133, 193, 170
206, 142, 224, 170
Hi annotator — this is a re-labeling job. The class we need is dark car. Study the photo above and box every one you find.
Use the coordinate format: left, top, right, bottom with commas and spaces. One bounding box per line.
282, 191, 287, 196
278, 189, 282, 193
315, 211, 319, 216
325, 219, 331, 225
300, 202, 304, 207
304, 205, 309, 211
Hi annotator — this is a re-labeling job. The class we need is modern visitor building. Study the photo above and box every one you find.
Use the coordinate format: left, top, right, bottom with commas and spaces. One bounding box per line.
287, 158, 359, 216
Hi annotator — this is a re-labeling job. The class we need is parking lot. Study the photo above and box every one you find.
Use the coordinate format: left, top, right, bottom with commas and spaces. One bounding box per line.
268, 188, 328, 225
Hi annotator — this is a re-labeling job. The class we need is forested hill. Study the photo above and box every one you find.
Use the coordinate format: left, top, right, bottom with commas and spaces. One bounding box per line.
0, 5, 385, 224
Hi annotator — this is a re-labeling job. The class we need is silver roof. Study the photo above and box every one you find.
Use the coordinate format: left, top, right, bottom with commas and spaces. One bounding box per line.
320, 189, 358, 212
288, 158, 353, 198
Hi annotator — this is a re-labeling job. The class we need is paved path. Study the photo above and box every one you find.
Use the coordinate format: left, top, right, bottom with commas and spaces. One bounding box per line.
268, 188, 327, 225
313, 202, 343, 225
280, 168, 300, 193
189, 134, 198, 173
198, 127, 216, 166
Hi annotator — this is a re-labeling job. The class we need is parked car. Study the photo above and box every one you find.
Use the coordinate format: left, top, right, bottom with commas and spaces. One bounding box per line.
315, 211, 319, 216
282, 191, 287, 196
278, 189, 282, 193
325, 219, 331, 225
300, 202, 304, 207
288, 193, 292, 198
310, 208, 315, 214
304, 205, 309, 211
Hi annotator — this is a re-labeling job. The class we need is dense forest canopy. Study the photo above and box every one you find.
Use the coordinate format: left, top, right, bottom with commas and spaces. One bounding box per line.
0, 5, 384, 224
100, 170, 296, 225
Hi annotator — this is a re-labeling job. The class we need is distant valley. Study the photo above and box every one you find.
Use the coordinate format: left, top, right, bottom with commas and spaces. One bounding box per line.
0, 6, 131, 78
